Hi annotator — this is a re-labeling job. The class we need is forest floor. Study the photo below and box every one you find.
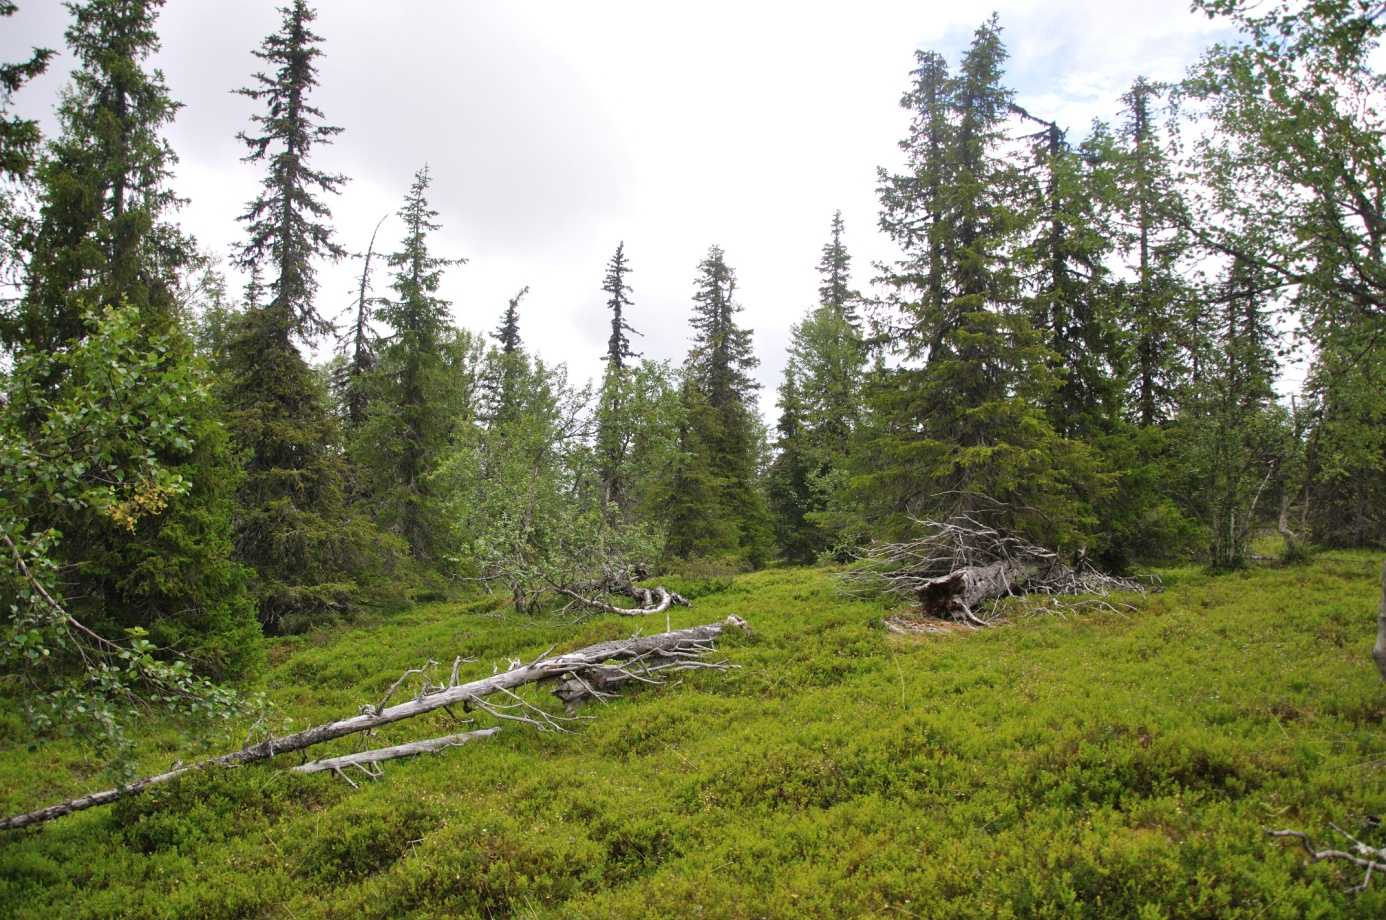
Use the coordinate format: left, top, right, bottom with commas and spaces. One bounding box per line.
2, 550, 1385, 918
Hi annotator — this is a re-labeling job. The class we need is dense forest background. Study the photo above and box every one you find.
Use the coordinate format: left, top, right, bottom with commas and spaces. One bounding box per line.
0, 0, 1384, 764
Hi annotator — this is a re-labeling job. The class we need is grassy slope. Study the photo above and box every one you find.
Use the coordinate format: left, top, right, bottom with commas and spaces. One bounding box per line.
1, 552, 1385, 918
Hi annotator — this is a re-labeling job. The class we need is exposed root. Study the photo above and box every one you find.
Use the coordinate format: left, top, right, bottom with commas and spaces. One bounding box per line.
840, 515, 1148, 628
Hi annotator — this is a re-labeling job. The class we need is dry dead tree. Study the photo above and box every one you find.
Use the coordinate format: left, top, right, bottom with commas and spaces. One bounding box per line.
839, 516, 1148, 630
1267, 824, 1386, 893
0, 615, 751, 832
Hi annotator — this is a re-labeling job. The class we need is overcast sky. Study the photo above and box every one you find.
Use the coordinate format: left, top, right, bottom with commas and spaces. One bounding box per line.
2, 1, 1234, 411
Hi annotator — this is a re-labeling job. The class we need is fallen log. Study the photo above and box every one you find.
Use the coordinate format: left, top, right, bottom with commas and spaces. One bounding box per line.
0, 616, 751, 832
291, 727, 502, 787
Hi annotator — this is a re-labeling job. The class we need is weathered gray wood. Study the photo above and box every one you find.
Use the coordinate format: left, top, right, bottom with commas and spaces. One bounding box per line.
559, 585, 692, 615
915, 562, 1017, 624
1373, 559, 1386, 682
0, 616, 750, 832
292, 727, 501, 775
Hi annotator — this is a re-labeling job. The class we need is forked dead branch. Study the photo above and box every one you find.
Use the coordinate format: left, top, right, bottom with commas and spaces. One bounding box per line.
0, 616, 751, 832
1267, 824, 1386, 894
838, 516, 1149, 630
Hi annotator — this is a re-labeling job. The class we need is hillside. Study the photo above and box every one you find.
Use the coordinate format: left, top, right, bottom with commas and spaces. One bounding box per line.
2, 553, 1385, 918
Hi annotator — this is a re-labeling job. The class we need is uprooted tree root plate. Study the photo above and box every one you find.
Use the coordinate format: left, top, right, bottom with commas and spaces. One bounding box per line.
841, 516, 1151, 630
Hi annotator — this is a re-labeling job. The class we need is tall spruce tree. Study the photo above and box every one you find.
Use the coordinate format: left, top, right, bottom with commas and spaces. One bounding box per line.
1169, 257, 1286, 568
1013, 111, 1124, 439
356, 166, 462, 561
335, 214, 386, 432
817, 210, 859, 324
5, 0, 259, 676
16, 0, 182, 348
664, 246, 770, 565
486, 286, 529, 427
768, 213, 867, 562
596, 242, 642, 512
1115, 78, 1191, 428
863, 16, 1106, 549
223, 0, 399, 630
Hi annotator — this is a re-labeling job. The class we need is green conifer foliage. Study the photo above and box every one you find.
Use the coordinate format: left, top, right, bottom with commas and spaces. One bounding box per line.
1168, 258, 1288, 568
1114, 78, 1191, 428
596, 242, 642, 513
863, 17, 1107, 550
15, 0, 181, 350
5, 0, 258, 676
356, 166, 462, 561
664, 246, 770, 566
234, 0, 343, 343
1014, 114, 1124, 439
768, 213, 867, 563
224, 1, 402, 630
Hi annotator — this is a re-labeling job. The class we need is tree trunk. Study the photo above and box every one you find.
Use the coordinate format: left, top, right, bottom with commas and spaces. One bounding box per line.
915, 562, 1017, 625
1373, 558, 1386, 682
1278, 490, 1300, 556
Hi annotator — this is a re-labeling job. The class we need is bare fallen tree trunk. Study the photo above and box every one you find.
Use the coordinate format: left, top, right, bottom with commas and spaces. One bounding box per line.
291, 727, 502, 787
1374, 558, 1386, 682
0, 616, 751, 832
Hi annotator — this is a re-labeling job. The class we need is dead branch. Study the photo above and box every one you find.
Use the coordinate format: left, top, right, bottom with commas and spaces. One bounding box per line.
292, 727, 502, 785
1268, 824, 1386, 893
558, 584, 692, 616
0, 616, 751, 832
839, 516, 1148, 632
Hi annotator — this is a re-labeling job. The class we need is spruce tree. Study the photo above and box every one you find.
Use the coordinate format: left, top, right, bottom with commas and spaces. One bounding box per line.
1115, 78, 1191, 428
596, 242, 642, 512
223, 0, 399, 630
1013, 112, 1124, 439
664, 246, 770, 565
5, 0, 258, 675
864, 17, 1106, 549
335, 215, 386, 432
16, 0, 182, 349
487, 286, 529, 427
1169, 257, 1285, 568
356, 166, 462, 561
233, 0, 344, 342
817, 210, 859, 324
768, 214, 867, 562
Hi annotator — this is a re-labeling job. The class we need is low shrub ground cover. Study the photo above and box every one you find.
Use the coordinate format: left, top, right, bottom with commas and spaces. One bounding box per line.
2, 552, 1385, 917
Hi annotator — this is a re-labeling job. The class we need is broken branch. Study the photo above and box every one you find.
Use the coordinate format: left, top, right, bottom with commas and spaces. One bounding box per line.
292, 727, 502, 777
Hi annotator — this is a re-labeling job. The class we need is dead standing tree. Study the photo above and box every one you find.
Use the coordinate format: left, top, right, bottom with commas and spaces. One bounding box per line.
838, 516, 1147, 630
1, 616, 751, 832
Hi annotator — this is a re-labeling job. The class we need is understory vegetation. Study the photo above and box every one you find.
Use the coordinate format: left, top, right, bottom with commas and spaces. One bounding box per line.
2, 550, 1384, 918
